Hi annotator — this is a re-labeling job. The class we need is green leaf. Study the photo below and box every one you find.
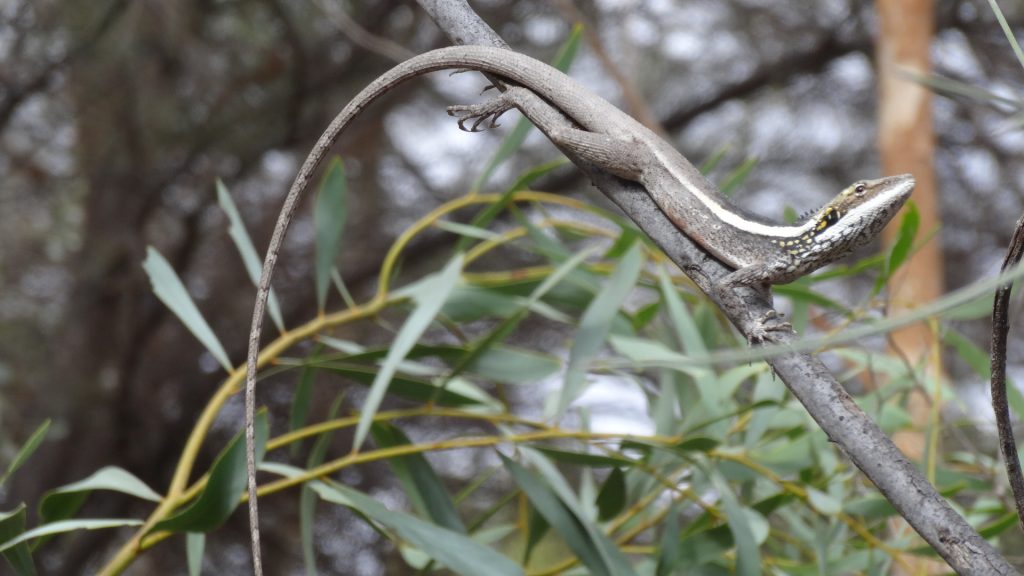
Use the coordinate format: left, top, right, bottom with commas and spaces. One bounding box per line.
370, 422, 466, 533
40, 466, 162, 525
674, 437, 721, 453
524, 504, 549, 565
265, 463, 523, 576
595, 468, 626, 521
186, 532, 204, 576
152, 411, 268, 534
441, 285, 526, 322
353, 255, 464, 450
312, 361, 494, 407
842, 496, 896, 519
216, 180, 284, 332
943, 328, 991, 380
434, 220, 502, 241
439, 247, 598, 388
773, 283, 848, 313
1008, 383, 1024, 423
515, 206, 571, 261
534, 447, 634, 468
987, 0, 1024, 73
289, 362, 318, 457
0, 505, 35, 575
719, 157, 758, 197
143, 247, 232, 371
806, 487, 841, 516
886, 200, 919, 277
301, 395, 343, 576
945, 292, 995, 320
314, 158, 348, 312
657, 267, 707, 356
979, 511, 1020, 538
698, 145, 731, 174
0, 419, 50, 488
454, 159, 569, 254
500, 454, 636, 576
471, 25, 583, 192
655, 504, 681, 576
0, 519, 143, 555
708, 469, 761, 576
455, 344, 560, 385
558, 241, 643, 415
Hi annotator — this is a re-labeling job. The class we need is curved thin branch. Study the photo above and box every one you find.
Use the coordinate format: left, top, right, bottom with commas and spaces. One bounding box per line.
991, 212, 1024, 532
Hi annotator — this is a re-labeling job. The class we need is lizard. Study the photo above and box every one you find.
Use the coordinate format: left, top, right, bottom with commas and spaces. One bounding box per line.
241, 45, 915, 571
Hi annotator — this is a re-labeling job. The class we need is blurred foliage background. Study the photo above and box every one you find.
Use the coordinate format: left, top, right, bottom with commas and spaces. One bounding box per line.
3, 0, 1024, 574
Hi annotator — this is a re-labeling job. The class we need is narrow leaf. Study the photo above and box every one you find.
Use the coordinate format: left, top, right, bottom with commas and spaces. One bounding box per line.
708, 470, 761, 576
454, 158, 569, 253
152, 411, 268, 534
353, 255, 464, 450
595, 468, 627, 521
719, 157, 758, 197
312, 362, 494, 407
301, 395, 343, 576
314, 158, 348, 312
371, 422, 465, 533
289, 362, 318, 456
558, 241, 643, 415
534, 448, 634, 468
0, 419, 50, 488
143, 247, 232, 371
40, 466, 162, 524
0, 505, 35, 575
988, 0, 1024, 73
265, 464, 522, 576
657, 267, 707, 356
0, 519, 143, 554
655, 504, 681, 576
186, 532, 204, 576
501, 454, 636, 576
216, 180, 285, 332
886, 200, 919, 278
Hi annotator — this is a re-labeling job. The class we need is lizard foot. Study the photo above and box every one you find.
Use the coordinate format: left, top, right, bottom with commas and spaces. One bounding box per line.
746, 309, 793, 344
447, 95, 516, 132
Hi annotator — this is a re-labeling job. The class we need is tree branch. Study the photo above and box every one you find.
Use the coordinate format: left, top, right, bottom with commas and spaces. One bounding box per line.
417, 1, 1016, 573
991, 212, 1024, 533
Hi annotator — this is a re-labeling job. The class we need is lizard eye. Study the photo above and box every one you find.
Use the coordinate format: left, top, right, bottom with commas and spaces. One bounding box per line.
854, 184, 866, 195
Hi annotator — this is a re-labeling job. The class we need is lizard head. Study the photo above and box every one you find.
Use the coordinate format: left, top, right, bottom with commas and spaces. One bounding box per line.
812, 174, 915, 243
774, 174, 915, 268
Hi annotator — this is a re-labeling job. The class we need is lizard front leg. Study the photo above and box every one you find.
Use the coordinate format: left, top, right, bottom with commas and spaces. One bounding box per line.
715, 265, 793, 343
448, 86, 647, 180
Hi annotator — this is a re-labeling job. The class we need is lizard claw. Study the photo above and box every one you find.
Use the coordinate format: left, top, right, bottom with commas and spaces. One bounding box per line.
746, 309, 793, 344
447, 96, 515, 133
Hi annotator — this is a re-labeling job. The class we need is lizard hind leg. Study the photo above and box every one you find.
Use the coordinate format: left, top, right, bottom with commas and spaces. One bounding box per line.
449, 86, 646, 180
447, 93, 517, 132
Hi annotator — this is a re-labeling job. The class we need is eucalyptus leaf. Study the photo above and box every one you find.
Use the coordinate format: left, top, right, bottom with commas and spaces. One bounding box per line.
0, 420, 50, 489
143, 247, 232, 371
558, 241, 643, 416
216, 180, 284, 332
0, 519, 144, 554
0, 504, 34, 575
40, 466, 162, 524
501, 454, 635, 576
264, 463, 522, 576
186, 532, 204, 576
151, 411, 268, 534
314, 158, 348, 312
353, 255, 464, 450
